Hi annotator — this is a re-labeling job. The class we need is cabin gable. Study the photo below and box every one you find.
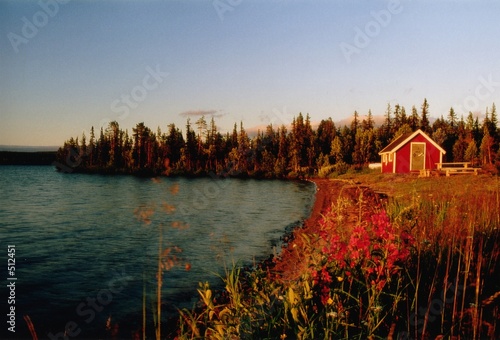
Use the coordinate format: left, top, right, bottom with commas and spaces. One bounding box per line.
379, 129, 446, 174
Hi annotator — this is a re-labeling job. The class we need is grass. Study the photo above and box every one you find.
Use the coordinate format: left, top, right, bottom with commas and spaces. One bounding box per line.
174, 173, 500, 339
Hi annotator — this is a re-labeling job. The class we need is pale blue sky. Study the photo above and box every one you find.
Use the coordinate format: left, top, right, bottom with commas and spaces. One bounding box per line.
1, 0, 500, 146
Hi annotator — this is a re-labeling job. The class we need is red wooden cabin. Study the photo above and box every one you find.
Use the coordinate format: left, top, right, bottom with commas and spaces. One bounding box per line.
378, 129, 446, 173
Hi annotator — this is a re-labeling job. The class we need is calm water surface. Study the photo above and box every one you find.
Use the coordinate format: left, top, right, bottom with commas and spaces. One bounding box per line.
0, 166, 315, 338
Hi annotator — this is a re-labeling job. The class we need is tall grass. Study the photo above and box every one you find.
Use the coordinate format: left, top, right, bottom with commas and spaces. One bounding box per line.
386, 176, 500, 339
133, 181, 192, 340
175, 175, 500, 339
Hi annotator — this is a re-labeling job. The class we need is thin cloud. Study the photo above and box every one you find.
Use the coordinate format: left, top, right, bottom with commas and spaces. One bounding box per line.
179, 109, 227, 118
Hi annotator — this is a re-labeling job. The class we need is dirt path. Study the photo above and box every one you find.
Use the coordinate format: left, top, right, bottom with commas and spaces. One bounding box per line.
271, 178, 386, 282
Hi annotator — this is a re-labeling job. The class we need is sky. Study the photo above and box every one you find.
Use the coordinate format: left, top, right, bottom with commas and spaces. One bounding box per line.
1, 0, 500, 147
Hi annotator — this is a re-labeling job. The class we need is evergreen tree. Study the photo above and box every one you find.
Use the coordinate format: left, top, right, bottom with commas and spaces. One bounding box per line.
98, 127, 109, 167
362, 109, 375, 131
122, 130, 134, 170
400, 106, 407, 126
304, 113, 315, 168
447, 107, 457, 130
465, 139, 478, 164
237, 121, 250, 174
316, 118, 336, 157
452, 136, 468, 162
183, 119, 197, 173
393, 104, 402, 134
196, 116, 207, 153
274, 125, 289, 177
420, 98, 430, 132
88, 126, 95, 167
330, 135, 344, 164
380, 104, 392, 146
350, 110, 359, 132
107, 121, 121, 168
409, 105, 420, 131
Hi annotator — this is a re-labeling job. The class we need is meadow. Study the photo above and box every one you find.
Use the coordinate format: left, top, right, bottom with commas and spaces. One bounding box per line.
172, 172, 500, 339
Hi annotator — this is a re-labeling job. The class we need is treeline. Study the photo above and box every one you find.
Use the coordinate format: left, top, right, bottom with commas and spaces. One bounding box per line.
55, 99, 500, 178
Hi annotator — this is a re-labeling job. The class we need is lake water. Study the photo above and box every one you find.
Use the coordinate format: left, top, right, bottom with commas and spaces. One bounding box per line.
0, 166, 315, 339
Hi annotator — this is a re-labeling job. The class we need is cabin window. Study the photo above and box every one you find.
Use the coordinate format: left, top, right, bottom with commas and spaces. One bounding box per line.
388, 153, 392, 162
383, 154, 387, 164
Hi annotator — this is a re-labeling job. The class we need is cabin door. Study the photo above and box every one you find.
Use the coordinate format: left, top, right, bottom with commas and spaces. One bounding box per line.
410, 143, 425, 171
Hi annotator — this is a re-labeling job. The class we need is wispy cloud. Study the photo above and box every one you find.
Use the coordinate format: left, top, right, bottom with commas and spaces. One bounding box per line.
179, 109, 227, 118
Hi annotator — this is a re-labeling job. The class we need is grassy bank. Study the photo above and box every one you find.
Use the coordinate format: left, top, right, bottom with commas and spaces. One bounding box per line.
174, 173, 500, 339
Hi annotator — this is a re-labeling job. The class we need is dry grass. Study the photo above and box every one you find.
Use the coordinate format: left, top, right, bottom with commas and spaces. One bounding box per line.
174, 173, 500, 339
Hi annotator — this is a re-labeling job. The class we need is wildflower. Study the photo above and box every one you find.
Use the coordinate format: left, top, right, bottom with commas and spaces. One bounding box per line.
321, 266, 332, 283
377, 279, 387, 290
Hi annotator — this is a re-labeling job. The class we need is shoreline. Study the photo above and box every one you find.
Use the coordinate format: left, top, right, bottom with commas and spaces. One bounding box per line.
271, 178, 340, 281
271, 178, 384, 281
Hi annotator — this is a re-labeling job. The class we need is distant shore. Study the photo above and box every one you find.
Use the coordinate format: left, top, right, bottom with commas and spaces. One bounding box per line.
0, 151, 57, 165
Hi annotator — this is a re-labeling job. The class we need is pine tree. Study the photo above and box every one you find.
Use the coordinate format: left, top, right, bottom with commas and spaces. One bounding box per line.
409, 105, 420, 131
122, 130, 133, 170
362, 109, 375, 131
480, 128, 494, 165
304, 113, 315, 168
447, 107, 457, 130
393, 104, 402, 134
380, 104, 392, 146
400, 106, 407, 126
330, 135, 344, 164
183, 119, 197, 173
465, 139, 478, 164
453, 136, 468, 162
274, 125, 289, 177
88, 126, 95, 167
316, 118, 336, 157
107, 121, 121, 168
351, 110, 359, 132
420, 98, 430, 132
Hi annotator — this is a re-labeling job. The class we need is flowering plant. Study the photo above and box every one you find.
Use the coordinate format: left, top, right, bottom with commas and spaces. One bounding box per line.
312, 207, 415, 336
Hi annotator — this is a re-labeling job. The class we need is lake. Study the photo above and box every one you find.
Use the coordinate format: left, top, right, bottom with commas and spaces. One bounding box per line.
0, 166, 315, 339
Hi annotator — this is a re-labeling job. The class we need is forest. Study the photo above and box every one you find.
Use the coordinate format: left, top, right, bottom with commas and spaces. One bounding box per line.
55, 99, 500, 178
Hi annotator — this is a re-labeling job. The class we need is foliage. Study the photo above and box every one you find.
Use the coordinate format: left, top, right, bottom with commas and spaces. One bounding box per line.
56, 100, 500, 177
175, 177, 500, 339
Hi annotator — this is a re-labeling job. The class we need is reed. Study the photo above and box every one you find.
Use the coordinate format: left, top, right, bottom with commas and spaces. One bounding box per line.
174, 175, 500, 339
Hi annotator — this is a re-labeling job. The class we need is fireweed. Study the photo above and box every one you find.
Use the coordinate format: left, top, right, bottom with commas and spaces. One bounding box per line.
177, 177, 500, 339
313, 208, 415, 337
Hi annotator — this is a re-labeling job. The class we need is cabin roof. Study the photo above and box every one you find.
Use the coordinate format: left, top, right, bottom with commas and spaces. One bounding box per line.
378, 129, 446, 155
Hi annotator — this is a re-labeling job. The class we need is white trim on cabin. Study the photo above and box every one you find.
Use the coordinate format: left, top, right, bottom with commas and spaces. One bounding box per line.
387, 129, 446, 155
393, 152, 396, 173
